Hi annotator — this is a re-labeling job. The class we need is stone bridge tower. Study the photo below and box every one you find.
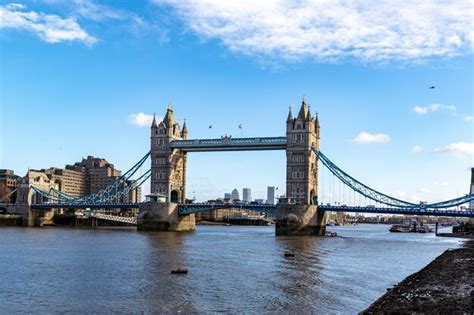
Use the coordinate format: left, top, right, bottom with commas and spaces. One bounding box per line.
276, 97, 325, 236
150, 104, 187, 203
138, 103, 195, 231
285, 97, 320, 205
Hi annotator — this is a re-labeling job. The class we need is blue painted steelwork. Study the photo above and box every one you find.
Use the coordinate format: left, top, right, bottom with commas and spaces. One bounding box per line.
319, 205, 474, 218
314, 148, 474, 209
178, 203, 276, 216
314, 148, 417, 208
30, 151, 151, 205
170, 137, 286, 152
31, 203, 141, 209
29, 147, 474, 219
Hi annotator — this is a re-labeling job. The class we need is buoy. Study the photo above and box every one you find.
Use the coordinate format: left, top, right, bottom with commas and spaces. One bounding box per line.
284, 252, 295, 257
171, 268, 188, 274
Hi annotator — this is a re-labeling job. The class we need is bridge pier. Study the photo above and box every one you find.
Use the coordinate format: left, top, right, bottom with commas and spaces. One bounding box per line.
137, 202, 195, 231
275, 204, 326, 236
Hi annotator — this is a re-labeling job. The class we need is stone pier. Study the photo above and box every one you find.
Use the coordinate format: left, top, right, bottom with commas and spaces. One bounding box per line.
276, 204, 326, 236
137, 202, 195, 231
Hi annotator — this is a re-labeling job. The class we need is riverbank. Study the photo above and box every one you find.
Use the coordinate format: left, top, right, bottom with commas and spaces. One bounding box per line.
0, 214, 22, 226
362, 240, 473, 314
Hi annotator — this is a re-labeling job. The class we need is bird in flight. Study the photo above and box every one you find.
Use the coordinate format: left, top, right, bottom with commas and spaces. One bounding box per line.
209, 124, 213, 129
238, 124, 242, 129
429, 86, 435, 89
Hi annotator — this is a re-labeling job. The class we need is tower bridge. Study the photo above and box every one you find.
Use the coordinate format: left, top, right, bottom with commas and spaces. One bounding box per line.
19, 98, 474, 232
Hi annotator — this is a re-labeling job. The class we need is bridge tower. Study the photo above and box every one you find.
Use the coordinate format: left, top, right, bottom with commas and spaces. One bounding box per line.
276, 97, 326, 235
150, 103, 187, 203
137, 104, 195, 231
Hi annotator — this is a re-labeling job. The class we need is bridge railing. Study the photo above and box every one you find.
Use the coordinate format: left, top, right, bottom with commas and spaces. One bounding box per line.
177, 203, 277, 216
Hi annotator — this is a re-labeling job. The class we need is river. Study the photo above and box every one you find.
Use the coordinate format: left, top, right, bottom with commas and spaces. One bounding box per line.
0, 224, 464, 314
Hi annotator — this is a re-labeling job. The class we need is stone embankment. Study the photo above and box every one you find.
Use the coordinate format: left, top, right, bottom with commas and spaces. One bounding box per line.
0, 214, 22, 226
362, 241, 473, 314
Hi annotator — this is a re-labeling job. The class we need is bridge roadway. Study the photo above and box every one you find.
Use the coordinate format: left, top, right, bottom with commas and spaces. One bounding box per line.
170, 137, 287, 152
177, 203, 277, 216
30, 202, 474, 218
318, 205, 474, 218
31, 203, 140, 209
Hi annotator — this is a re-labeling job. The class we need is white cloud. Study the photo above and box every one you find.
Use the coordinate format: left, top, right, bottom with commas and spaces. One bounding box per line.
412, 104, 456, 115
6, 3, 25, 10
152, 0, 474, 63
128, 112, 156, 127
69, 0, 168, 43
73, 0, 126, 21
433, 142, 474, 158
0, 3, 96, 45
434, 181, 448, 186
464, 115, 474, 122
418, 187, 431, 194
353, 132, 390, 144
411, 145, 423, 153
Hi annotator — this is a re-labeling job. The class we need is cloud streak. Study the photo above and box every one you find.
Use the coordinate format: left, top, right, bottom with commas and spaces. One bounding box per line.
153, 0, 474, 63
353, 132, 391, 144
434, 142, 474, 158
412, 103, 456, 115
0, 3, 96, 45
411, 145, 423, 153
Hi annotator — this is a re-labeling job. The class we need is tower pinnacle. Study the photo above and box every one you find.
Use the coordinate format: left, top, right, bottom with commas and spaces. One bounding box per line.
297, 96, 309, 120
287, 105, 293, 122
163, 102, 176, 127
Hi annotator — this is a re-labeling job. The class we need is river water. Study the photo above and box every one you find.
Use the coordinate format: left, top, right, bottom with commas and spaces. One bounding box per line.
0, 224, 464, 314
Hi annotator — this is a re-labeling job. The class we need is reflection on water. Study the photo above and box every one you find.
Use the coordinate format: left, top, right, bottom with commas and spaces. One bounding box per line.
0, 225, 464, 313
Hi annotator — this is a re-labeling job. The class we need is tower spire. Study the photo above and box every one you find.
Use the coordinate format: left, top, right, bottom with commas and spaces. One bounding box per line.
163, 102, 176, 127
151, 112, 157, 128
287, 105, 293, 122
182, 118, 188, 134
297, 95, 309, 120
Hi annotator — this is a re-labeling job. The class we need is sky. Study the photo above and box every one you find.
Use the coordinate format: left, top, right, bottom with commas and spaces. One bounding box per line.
0, 0, 473, 203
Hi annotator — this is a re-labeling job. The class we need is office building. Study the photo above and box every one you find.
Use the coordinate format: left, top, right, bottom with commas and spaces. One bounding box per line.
231, 188, 240, 200
0, 169, 19, 203
242, 188, 252, 203
267, 186, 275, 205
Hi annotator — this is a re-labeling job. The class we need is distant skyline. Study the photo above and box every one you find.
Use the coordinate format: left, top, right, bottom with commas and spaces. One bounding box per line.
1, 0, 473, 203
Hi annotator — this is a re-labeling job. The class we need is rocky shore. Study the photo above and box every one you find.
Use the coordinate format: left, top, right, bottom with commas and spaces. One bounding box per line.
362, 241, 473, 314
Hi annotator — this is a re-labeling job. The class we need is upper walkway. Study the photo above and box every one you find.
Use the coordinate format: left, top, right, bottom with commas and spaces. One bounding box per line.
170, 137, 287, 152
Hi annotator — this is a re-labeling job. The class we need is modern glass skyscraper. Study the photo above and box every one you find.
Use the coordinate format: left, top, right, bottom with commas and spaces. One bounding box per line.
243, 188, 252, 203
267, 186, 275, 205
231, 188, 240, 200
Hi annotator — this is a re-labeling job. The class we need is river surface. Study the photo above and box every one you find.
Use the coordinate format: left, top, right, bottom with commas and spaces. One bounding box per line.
0, 224, 464, 314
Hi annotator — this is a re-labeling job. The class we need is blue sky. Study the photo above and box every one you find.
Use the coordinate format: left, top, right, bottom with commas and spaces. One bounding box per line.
0, 0, 473, 203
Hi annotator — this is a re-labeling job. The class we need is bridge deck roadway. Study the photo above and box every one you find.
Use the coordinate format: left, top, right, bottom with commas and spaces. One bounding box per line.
318, 205, 474, 218
31, 203, 140, 209
170, 137, 287, 152
29, 203, 474, 218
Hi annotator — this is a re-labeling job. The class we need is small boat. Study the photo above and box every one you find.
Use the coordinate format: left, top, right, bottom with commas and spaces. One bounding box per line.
389, 223, 412, 233
284, 252, 295, 257
171, 268, 188, 274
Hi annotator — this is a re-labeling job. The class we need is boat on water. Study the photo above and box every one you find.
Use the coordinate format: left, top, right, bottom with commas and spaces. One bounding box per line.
389, 224, 412, 233
389, 222, 435, 233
